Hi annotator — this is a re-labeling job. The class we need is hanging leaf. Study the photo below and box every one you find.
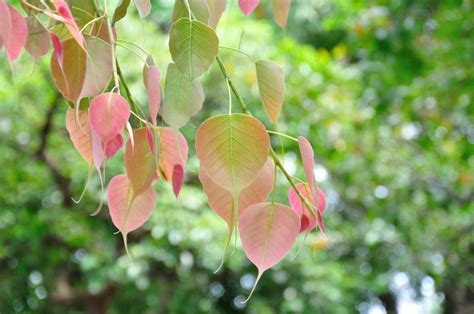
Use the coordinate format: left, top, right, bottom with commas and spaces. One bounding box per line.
107, 174, 157, 255
256, 60, 285, 124
3, 4, 27, 62
25, 17, 50, 59
298, 136, 326, 233
134, 0, 151, 17
105, 133, 124, 158
157, 127, 188, 181
199, 159, 274, 227
51, 0, 86, 50
112, 0, 131, 24
162, 63, 204, 129
169, 17, 219, 79
172, 0, 210, 24
206, 0, 226, 29
238, 0, 259, 16
239, 202, 300, 301
288, 183, 326, 233
143, 57, 161, 126
0, 0, 12, 52
51, 34, 63, 67
272, 0, 291, 28
195, 114, 270, 193
65, 107, 92, 164
124, 128, 157, 196
172, 164, 184, 198
88, 93, 130, 142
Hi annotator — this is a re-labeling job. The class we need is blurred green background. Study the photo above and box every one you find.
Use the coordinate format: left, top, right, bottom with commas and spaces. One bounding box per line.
1, 0, 473, 313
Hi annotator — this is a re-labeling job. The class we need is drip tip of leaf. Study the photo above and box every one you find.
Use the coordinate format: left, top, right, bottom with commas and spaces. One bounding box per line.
71, 165, 93, 204
290, 229, 310, 261
242, 271, 263, 304
122, 232, 133, 262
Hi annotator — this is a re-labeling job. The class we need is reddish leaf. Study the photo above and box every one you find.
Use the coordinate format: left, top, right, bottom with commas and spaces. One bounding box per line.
134, 0, 151, 17
124, 128, 157, 195
0, 0, 12, 51
89, 93, 130, 142
238, 0, 259, 16
51, 0, 85, 50
3, 4, 27, 62
288, 183, 326, 233
239, 202, 300, 301
25, 17, 50, 59
143, 58, 161, 125
65, 107, 92, 164
105, 133, 124, 158
51, 33, 63, 67
172, 164, 184, 198
107, 174, 157, 255
272, 0, 291, 28
157, 127, 188, 181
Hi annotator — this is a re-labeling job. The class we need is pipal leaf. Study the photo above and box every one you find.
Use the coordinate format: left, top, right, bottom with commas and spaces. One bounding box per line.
124, 128, 157, 196
162, 63, 204, 129
256, 60, 285, 124
65, 107, 93, 164
25, 17, 50, 59
143, 59, 161, 126
298, 136, 326, 233
172, 0, 210, 24
157, 127, 188, 181
172, 164, 184, 199
112, 0, 131, 25
238, 0, 259, 16
88, 93, 130, 142
107, 174, 157, 256
51, 0, 86, 50
4, 4, 28, 62
51, 33, 63, 67
239, 202, 300, 301
105, 133, 124, 158
206, 0, 226, 29
288, 183, 326, 233
272, 0, 291, 28
169, 17, 219, 79
134, 0, 151, 17
0, 0, 12, 52
195, 114, 270, 193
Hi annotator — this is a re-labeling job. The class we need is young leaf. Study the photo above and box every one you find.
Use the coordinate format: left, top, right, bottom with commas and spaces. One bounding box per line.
143, 58, 161, 126
51, 33, 63, 67
112, 0, 131, 25
124, 128, 157, 196
206, 0, 226, 29
173, 0, 210, 24
134, 0, 151, 18
89, 93, 130, 142
157, 127, 188, 181
172, 164, 184, 198
288, 183, 326, 233
238, 0, 259, 16
298, 136, 326, 233
105, 133, 124, 158
169, 17, 219, 79
195, 114, 270, 193
239, 202, 300, 301
25, 17, 50, 59
272, 0, 291, 28
65, 107, 93, 164
162, 63, 204, 129
256, 60, 285, 124
107, 174, 157, 255
4, 4, 28, 62
0, 0, 12, 52
51, 0, 86, 50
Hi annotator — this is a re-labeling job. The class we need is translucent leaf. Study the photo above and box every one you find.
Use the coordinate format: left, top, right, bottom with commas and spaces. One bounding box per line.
25, 17, 50, 59
256, 60, 285, 124
288, 183, 326, 233
157, 127, 188, 181
272, 0, 291, 28
162, 63, 204, 129
169, 17, 219, 79
143, 58, 161, 126
206, 0, 226, 29
65, 107, 92, 164
172, 164, 184, 198
239, 202, 300, 301
134, 0, 151, 17
0, 0, 12, 52
124, 128, 157, 196
238, 0, 259, 16
3, 4, 27, 62
88, 93, 130, 142
173, 0, 210, 24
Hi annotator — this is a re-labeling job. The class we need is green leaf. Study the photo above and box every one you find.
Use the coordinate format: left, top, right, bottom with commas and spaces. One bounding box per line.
169, 17, 219, 79
162, 63, 204, 129
112, 0, 131, 25
256, 60, 285, 124
172, 0, 210, 24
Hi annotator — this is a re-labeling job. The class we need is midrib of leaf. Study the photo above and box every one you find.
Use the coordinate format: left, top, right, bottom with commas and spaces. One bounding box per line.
229, 115, 238, 239
121, 184, 136, 233
261, 203, 275, 268
188, 20, 193, 79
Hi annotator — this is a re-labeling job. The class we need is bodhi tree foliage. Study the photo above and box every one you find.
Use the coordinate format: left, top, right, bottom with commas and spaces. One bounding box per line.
0, 0, 326, 300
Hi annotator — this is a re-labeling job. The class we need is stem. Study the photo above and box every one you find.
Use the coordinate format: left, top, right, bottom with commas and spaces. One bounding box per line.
116, 62, 143, 127
104, 0, 120, 92
267, 130, 298, 142
219, 46, 256, 63
215, 55, 318, 221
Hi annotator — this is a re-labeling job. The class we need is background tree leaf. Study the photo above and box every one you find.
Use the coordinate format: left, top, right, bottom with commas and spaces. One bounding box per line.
25, 17, 50, 59
134, 0, 151, 18
238, 0, 259, 16
112, 0, 131, 25
272, 0, 291, 28
206, 0, 226, 29
256, 60, 285, 124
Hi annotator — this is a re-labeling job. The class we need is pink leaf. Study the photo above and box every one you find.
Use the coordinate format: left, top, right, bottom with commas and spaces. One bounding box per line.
89, 93, 130, 142
272, 0, 291, 28
172, 164, 184, 198
107, 174, 157, 255
25, 17, 50, 59
288, 183, 326, 233
105, 133, 124, 158
65, 108, 93, 164
157, 127, 188, 181
4, 4, 27, 62
51, 0, 85, 50
51, 34, 63, 67
134, 0, 151, 17
143, 58, 161, 125
238, 0, 259, 16
298, 136, 326, 233
0, 0, 12, 52
239, 202, 300, 301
